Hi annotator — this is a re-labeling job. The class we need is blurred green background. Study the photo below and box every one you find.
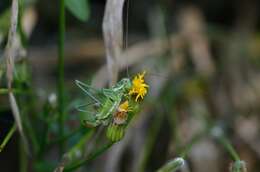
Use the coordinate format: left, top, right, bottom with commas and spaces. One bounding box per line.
1, 0, 260, 171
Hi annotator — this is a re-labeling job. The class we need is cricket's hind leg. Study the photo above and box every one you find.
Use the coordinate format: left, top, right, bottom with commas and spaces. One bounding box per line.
75, 80, 102, 105
75, 101, 101, 113
76, 102, 102, 127
82, 119, 100, 127
80, 111, 101, 127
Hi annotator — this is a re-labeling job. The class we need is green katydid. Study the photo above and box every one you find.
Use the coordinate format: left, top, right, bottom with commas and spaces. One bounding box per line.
75, 78, 132, 127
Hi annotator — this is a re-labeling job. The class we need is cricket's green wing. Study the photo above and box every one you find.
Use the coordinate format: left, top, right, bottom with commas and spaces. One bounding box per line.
102, 88, 120, 100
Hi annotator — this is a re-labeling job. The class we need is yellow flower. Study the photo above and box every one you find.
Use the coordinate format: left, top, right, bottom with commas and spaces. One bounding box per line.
118, 100, 129, 112
129, 71, 149, 101
114, 100, 129, 125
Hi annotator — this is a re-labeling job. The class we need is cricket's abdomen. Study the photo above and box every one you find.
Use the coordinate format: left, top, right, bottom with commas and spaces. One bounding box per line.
96, 98, 120, 120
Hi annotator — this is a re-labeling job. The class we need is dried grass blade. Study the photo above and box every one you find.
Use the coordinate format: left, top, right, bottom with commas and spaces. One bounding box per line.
4, 0, 29, 153
102, 0, 125, 86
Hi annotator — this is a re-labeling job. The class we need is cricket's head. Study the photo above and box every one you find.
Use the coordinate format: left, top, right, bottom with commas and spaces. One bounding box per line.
115, 78, 132, 92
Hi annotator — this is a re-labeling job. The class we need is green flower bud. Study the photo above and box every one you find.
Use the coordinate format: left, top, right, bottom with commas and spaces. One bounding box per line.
230, 160, 247, 172
106, 123, 125, 142
157, 157, 185, 172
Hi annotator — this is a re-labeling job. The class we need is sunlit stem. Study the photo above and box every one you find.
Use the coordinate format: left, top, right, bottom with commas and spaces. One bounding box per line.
0, 123, 16, 152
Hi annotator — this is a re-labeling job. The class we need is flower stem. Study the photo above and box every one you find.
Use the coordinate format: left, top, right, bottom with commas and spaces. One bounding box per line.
0, 123, 16, 152
218, 136, 240, 161
58, 0, 66, 154
138, 113, 163, 172
64, 141, 114, 172
19, 138, 27, 172
179, 132, 205, 158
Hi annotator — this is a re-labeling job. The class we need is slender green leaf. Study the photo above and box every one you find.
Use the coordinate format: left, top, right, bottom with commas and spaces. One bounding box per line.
65, 0, 90, 21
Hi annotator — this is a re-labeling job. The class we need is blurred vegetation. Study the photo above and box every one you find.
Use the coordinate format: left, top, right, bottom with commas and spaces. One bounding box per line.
0, 0, 260, 172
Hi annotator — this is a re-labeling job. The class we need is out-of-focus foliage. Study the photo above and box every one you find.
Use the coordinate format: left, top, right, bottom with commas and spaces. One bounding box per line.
65, 0, 90, 21
0, 8, 10, 43
1, 0, 260, 172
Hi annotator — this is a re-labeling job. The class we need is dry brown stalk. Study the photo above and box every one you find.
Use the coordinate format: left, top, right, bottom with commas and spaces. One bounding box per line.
4, 0, 29, 153
102, 0, 126, 86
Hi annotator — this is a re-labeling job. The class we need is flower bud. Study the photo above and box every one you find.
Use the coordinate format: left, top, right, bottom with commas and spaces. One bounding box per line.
230, 160, 247, 172
106, 123, 125, 142
157, 157, 185, 172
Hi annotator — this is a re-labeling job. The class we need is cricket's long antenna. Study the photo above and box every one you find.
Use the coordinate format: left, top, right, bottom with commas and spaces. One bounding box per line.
124, 0, 130, 78
125, 0, 129, 49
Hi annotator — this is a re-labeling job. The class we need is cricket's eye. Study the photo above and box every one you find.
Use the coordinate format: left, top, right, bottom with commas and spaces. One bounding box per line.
94, 103, 100, 110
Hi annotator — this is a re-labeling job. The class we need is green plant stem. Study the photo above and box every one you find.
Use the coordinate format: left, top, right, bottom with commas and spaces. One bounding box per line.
0, 123, 16, 152
19, 138, 27, 172
20, 99, 40, 154
15, 66, 40, 155
58, 0, 66, 154
170, 108, 181, 151
218, 136, 240, 161
38, 108, 53, 157
0, 88, 25, 94
47, 127, 88, 148
139, 113, 163, 172
18, 0, 27, 47
64, 141, 114, 172
179, 132, 205, 158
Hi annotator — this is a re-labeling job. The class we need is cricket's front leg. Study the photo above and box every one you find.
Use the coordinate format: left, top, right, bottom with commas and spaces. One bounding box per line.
82, 118, 100, 127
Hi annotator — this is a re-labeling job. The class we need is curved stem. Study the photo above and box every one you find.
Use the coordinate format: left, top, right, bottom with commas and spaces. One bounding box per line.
218, 136, 240, 161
